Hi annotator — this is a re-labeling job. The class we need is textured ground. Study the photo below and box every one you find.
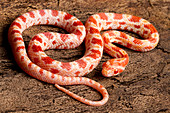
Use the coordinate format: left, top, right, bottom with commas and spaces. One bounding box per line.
0, 0, 170, 112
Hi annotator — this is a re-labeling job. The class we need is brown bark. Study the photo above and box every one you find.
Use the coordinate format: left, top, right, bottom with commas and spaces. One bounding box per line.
0, 0, 169, 112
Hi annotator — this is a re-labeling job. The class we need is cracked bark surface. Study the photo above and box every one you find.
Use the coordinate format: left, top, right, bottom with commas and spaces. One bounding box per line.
0, 0, 169, 112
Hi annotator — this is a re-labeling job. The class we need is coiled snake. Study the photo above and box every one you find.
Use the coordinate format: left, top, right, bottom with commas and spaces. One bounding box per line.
8, 9, 159, 106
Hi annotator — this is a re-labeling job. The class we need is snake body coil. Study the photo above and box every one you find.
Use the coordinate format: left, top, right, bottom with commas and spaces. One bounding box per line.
8, 10, 159, 106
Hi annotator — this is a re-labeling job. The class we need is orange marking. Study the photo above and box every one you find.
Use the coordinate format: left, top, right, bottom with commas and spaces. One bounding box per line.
11, 22, 21, 29
51, 68, 59, 74
129, 16, 141, 22
91, 38, 103, 46
52, 40, 56, 45
148, 37, 157, 43
100, 85, 103, 88
44, 42, 46, 46
62, 77, 65, 81
144, 24, 157, 33
46, 19, 49, 24
32, 36, 43, 43
64, 13, 73, 20
28, 12, 35, 18
39, 10, 45, 16
19, 15, 26, 22
11, 30, 21, 35
127, 43, 132, 48
51, 10, 58, 17
79, 77, 82, 81
88, 16, 97, 26
75, 71, 80, 76
90, 49, 101, 56
133, 38, 143, 45
33, 58, 39, 64
42, 57, 54, 64
114, 14, 123, 20
39, 69, 43, 74
51, 74, 55, 79
73, 21, 83, 26
14, 37, 23, 42
89, 64, 94, 70
43, 32, 54, 40
16, 46, 25, 52
98, 13, 108, 20
134, 25, 141, 29
21, 56, 24, 61
61, 62, 71, 70
90, 27, 100, 34
106, 22, 112, 26
143, 30, 148, 34
89, 79, 92, 83
74, 29, 82, 39
120, 32, 128, 39
28, 62, 33, 68
32, 45, 42, 52
119, 22, 126, 25
76, 59, 87, 69
86, 53, 99, 59
103, 36, 110, 44
145, 46, 153, 50
60, 34, 69, 42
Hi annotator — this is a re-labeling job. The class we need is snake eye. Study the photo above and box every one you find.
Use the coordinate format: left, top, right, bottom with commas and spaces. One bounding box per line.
114, 69, 119, 75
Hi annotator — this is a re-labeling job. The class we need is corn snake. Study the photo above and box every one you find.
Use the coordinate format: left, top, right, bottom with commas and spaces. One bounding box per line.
8, 9, 159, 106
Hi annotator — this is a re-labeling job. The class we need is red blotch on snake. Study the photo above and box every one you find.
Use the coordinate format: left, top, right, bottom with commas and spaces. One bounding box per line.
51, 68, 59, 74
88, 16, 97, 26
16, 46, 25, 52
119, 22, 126, 25
11, 30, 21, 35
32, 36, 43, 43
73, 21, 83, 26
33, 58, 39, 64
90, 27, 100, 34
90, 49, 101, 56
129, 16, 141, 22
144, 24, 157, 33
32, 45, 42, 52
42, 57, 54, 64
64, 13, 73, 20
11, 22, 21, 29
19, 15, 26, 22
39, 10, 45, 16
134, 25, 141, 29
60, 34, 69, 42
61, 62, 71, 70
120, 32, 128, 39
98, 13, 108, 20
114, 14, 123, 20
76, 59, 87, 69
43, 32, 54, 40
14, 37, 23, 42
39, 69, 43, 74
75, 71, 81, 76
91, 38, 103, 46
29, 12, 35, 18
51, 10, 58, 17
133, 38, 143, 45
74, 29, 82, 37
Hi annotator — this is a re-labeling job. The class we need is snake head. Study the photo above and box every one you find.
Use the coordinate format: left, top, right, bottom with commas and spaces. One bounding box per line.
102, 59, 125, 77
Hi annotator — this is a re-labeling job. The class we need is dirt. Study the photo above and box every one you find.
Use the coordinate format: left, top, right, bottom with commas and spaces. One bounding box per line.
0, 0, 170, 112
